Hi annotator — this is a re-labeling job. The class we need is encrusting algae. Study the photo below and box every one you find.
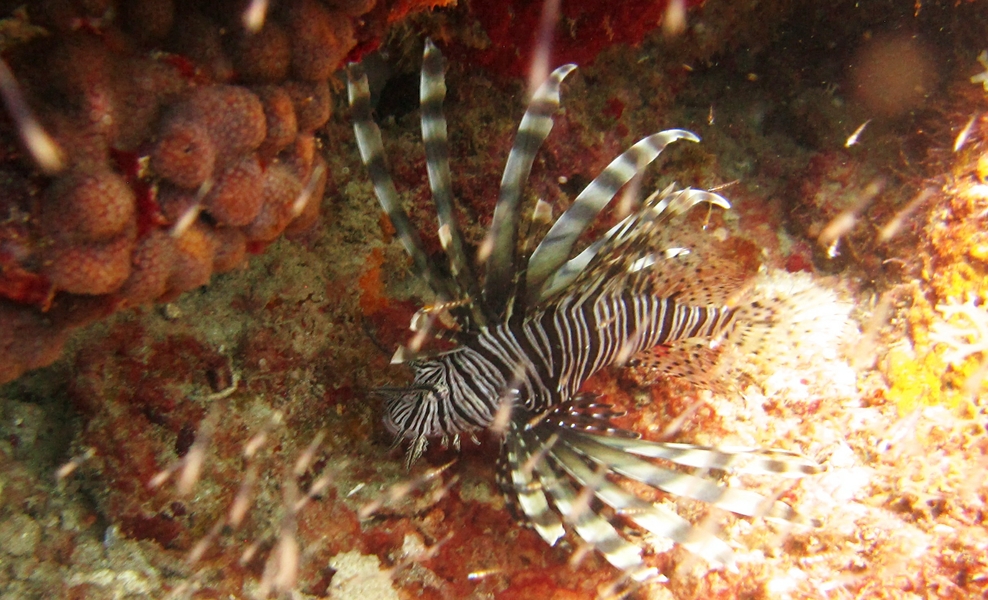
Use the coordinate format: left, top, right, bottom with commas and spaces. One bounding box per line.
881, 109, 988, 415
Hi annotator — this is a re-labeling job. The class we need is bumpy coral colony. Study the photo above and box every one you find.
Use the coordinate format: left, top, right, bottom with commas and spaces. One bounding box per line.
0, 0, 379, 384
347, 40, 831, 584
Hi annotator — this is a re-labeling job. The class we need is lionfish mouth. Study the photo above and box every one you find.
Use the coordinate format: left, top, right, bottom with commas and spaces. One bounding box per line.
374, 385, 448, 465
374, 388, 427, 467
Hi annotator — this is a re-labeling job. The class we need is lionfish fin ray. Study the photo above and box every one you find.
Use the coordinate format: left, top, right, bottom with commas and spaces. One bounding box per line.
501, 421, 565, 545
420, 40, 488, 325
483, 63, 577, 317
526, 130, 704, 302
543, 393, 639, 436
537, 186, 730, 303
561, 429, 815, 524
346, 63, 455, 302
589, 435, 822, 479
528, 429, 658, 581
547, 433, 735, 568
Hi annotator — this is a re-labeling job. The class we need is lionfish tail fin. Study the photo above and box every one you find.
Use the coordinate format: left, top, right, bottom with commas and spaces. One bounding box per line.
500, 404, 821, 577
722, 270, 851, 378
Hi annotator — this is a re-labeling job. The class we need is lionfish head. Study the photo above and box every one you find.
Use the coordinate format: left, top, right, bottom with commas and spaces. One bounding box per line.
377, 360, 454, 466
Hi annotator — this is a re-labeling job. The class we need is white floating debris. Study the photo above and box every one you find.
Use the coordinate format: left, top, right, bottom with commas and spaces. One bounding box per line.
971, 49, 988, 90
954, 113, 978, 152
845, 119, 872, 147
242, 0, 270, 32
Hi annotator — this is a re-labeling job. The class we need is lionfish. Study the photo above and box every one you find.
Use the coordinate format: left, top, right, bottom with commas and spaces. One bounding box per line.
346, 40, 821, 583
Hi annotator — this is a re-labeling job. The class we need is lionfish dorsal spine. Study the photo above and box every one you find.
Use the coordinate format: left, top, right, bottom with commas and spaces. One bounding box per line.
525, 129, 701, 300
536, 186, 731, 303
420, 40, 489, 326
346, 63, 456, 304
481, 63, 577, 318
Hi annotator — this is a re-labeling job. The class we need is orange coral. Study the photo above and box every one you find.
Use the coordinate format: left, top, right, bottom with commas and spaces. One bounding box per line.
117, 229, 176, 306
358, 247, 387, 316
43, 229, 135, 296
284, 0, 356, 81
41, 168, 136, 243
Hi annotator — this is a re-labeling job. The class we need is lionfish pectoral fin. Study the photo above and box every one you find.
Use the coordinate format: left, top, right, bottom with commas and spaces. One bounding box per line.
508, 411, 816, 574
501, 420, 565, 545
563, 430, 819, 525
523, 427, 660, 582
504, 402, 742, 575
542, 393, 639, 437
545, 432, 736, 569
589, 434, 822, 479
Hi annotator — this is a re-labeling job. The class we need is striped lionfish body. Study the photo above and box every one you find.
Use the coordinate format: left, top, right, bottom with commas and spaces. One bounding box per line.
347, 41, 820, 583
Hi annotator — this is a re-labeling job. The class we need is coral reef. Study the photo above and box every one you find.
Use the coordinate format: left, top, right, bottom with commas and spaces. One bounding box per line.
931, 295, 988, 372
0, 1, 987, 599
